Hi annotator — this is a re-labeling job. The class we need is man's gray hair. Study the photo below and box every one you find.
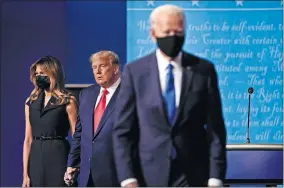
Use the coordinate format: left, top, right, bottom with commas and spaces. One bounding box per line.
150, 4, 185, 29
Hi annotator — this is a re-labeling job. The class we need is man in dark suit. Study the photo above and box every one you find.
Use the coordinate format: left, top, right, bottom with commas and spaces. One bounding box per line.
65, 51, 121, 187
113, 4, 227, 187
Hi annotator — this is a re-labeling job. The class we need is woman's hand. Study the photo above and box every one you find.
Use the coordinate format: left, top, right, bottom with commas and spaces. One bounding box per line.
22, 175, 30, 187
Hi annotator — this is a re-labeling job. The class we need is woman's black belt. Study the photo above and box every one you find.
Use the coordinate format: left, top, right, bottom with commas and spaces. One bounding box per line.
33, 136, 66, 140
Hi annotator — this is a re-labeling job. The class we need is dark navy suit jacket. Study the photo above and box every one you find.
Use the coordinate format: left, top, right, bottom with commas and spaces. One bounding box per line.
67, 84, 120, 187
113, 52, 227, 186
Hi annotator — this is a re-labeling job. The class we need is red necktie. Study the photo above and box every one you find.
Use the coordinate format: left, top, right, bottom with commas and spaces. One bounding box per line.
94, 89, 109, 133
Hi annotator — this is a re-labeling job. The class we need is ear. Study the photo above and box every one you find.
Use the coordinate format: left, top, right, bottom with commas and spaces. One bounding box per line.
113, 65, 119, 75
150, 28, 157, 43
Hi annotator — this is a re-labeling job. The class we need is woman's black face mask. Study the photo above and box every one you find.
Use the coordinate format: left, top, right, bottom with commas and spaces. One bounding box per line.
36, 75, 50, 90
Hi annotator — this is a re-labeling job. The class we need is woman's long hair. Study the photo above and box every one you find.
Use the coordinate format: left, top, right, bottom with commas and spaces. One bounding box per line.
28, 56, 71, 105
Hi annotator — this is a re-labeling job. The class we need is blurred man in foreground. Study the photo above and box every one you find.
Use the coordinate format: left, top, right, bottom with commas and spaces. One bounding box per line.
113, 4, 227, 187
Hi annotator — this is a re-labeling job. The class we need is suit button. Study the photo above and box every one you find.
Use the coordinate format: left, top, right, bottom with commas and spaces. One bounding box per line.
92, 141, 95, 144
89, 158, 91, 161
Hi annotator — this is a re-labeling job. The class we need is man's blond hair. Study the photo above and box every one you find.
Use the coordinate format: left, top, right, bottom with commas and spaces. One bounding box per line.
89, 50, 119, 65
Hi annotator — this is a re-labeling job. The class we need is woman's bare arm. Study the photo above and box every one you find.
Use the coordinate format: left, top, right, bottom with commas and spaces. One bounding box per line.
66, 96, 78, 136
23, 99, 33, 178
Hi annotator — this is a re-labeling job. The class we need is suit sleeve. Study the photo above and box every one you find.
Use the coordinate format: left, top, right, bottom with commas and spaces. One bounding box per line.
67, 90, 83, 168
206, 64, 227, 180
112, 65, 138, 183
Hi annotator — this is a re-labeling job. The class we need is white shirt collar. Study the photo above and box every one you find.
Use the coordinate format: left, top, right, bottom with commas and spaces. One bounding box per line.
156, 49, 182, 71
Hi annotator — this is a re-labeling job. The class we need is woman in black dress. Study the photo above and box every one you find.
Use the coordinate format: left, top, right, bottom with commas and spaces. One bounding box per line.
22, 56, 78, 187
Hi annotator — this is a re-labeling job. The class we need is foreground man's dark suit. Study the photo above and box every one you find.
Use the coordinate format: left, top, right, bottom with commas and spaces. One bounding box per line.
113, 52, 227, 186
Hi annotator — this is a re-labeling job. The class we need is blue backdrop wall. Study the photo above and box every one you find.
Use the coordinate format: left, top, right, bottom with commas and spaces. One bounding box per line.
65, 1, 126, 84
0, 0, 282, 186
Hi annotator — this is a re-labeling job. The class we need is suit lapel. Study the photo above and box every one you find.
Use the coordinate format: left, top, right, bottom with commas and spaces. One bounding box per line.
41, 96, 61, 114
31, 92, 62, 116
93, 84, 120, 140
148, 53, 172, 131
172, 52, 194, 126
29, 91, 44, 111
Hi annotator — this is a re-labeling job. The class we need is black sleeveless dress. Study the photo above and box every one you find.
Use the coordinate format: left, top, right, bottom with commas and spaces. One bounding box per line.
27, 92, 70, 187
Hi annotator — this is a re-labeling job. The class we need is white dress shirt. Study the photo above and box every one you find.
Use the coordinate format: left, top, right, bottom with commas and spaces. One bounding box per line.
121, 50, 222, 187
156, 49, 183, 107
95, 77, 121, 108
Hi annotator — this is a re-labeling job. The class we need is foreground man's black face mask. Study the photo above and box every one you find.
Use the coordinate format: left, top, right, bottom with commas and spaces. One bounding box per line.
156, 35, 185, 58
36, 75, 50, 90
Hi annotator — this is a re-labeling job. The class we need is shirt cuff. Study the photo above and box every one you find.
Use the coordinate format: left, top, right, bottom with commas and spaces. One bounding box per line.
121, 178, 137, 187
208, 178, 223, 187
